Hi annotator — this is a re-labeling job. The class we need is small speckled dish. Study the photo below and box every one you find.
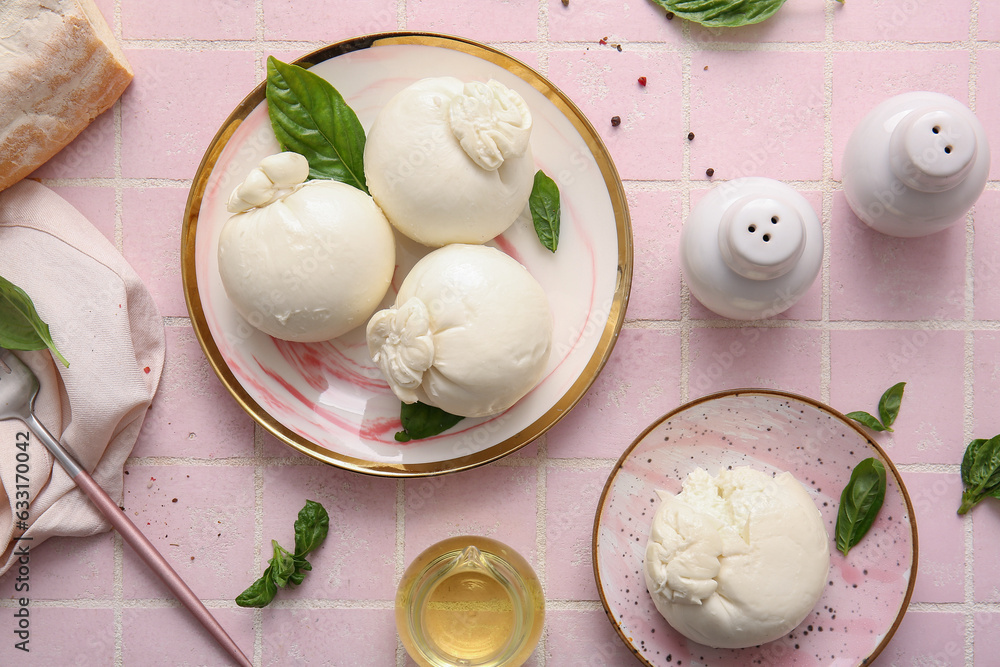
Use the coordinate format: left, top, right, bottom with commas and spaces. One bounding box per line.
593, 389, 917, 667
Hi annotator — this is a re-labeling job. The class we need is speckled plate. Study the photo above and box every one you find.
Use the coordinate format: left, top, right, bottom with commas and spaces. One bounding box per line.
593, 389, 917, 667
181, 33, 631, 476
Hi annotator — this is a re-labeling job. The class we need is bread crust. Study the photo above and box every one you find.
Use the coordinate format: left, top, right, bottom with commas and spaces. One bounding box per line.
0, 0, 133, 190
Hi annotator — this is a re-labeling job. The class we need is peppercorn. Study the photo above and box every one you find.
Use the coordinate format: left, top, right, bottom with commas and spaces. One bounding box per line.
687, 132, 695, 140
611, 116, 621, 127
638, 76, 647, 87
666, 11, 675, 20
706, 167, 715, 177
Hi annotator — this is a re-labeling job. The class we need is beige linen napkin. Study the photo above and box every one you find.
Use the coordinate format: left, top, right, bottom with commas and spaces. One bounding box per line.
0, 179, 165, 575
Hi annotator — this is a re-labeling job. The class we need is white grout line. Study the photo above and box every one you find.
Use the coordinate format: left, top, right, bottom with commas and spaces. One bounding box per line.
113, 532, 124, 667
965, 3, 981, 665
678, 16, 694, 407
818, 0, 836, 407
395, 478, 406, 667
252, 425, 265, 666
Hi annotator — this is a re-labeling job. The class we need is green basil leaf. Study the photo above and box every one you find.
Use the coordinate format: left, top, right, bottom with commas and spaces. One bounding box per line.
293, 499, 330, 557
961, 438, 988, 488
970, 435, 1000, 493
395, 401, 465, 442
235, 566, 277, 607
650, 0, 789, 28
835, 458, 886, 557
877, 382, 905, 430
958, 436, 1000, 514
269, 540, 296, 588
0, 274, 69, 367
285, 555, 312, 587
528, 170, 560, 253
236, 500, 329, 606
266, 56, 368, 193
845, 411, 887, 432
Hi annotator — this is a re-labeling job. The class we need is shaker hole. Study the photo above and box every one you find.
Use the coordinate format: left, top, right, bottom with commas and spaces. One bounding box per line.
762, 234, 771, 242
748, 224, 756, 233
945, 145, 953, 154
770, 216, 779, 224
932, 126, 941, 134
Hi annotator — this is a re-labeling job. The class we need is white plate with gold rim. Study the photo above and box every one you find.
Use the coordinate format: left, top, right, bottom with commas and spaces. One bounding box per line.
182, 33, 631, 476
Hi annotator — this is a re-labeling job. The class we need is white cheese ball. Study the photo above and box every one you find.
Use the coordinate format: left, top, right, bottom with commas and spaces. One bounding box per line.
366, 244, 552, 418
218, 165, 395, 342
363, 77, 535, 247
644, 467, 830, 649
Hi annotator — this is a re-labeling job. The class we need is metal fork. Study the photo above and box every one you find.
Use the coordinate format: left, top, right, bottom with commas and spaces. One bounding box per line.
0, 348, 252, 667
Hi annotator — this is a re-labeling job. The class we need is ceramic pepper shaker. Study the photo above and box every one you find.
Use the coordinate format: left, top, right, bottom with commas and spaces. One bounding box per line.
842, 91, 990, 237
681, 177, 823, 320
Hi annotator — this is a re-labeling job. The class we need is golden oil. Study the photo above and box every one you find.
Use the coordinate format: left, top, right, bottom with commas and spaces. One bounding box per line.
396, 536, 544, 667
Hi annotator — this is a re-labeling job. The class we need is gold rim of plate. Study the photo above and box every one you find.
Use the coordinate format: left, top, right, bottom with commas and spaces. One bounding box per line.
591, 388, 919, 666
180, 31, 633, 477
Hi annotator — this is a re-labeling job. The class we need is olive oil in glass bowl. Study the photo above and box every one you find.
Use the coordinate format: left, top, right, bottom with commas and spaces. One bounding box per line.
396, 536, 544, 667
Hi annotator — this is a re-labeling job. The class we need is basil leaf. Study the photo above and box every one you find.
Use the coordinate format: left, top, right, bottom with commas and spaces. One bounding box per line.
395, 401, 465, 442
529, 170, 560, 253
651, 0, 789, 28
293, 499, 330, 557
0, 274, 69, 367
235, 500, 329, 606
269, 540, 296, 588
970, 435, 1000, 491
877, 382, 905, 430
958, 435, 1000, 514
235, 565, 277, 607
845, 411, 887, 432
961, 438, 988, 488
266, 56, 368, 193
835, 458, 886, 557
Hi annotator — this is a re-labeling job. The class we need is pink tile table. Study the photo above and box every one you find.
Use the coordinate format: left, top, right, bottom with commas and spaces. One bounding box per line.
1, 0, 997, 665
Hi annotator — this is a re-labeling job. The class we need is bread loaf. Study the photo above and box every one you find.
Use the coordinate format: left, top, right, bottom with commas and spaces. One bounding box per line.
0, 0, 133, 190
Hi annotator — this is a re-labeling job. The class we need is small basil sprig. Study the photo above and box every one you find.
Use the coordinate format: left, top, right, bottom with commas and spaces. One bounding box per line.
651, 0, 789, 28
236, 500, 329, 607
846, 382, 905, 432
395, 401, 464, 442
958, 435, 1000, 515
265, 56, 368, 193
0, 274, 69, 367
529, 170, 560, 253
835, 457, 886, 557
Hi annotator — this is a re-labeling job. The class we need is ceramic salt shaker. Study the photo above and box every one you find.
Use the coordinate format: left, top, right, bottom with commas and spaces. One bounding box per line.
681, 177, 823, 320
842, 91, 990, 237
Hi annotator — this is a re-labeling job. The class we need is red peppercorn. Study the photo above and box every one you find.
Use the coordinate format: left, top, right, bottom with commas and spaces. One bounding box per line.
611, 116, 621, 127
638, 76, 647, 87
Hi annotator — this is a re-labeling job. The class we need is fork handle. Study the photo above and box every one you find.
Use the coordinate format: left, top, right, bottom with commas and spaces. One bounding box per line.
23, 414, 253, 667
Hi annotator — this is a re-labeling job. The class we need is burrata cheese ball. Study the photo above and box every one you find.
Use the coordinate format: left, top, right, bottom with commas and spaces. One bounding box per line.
218, 152, 396, 342
644, 467, 830, 649
363, 77, 535, 247
366, 244, 552, 418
